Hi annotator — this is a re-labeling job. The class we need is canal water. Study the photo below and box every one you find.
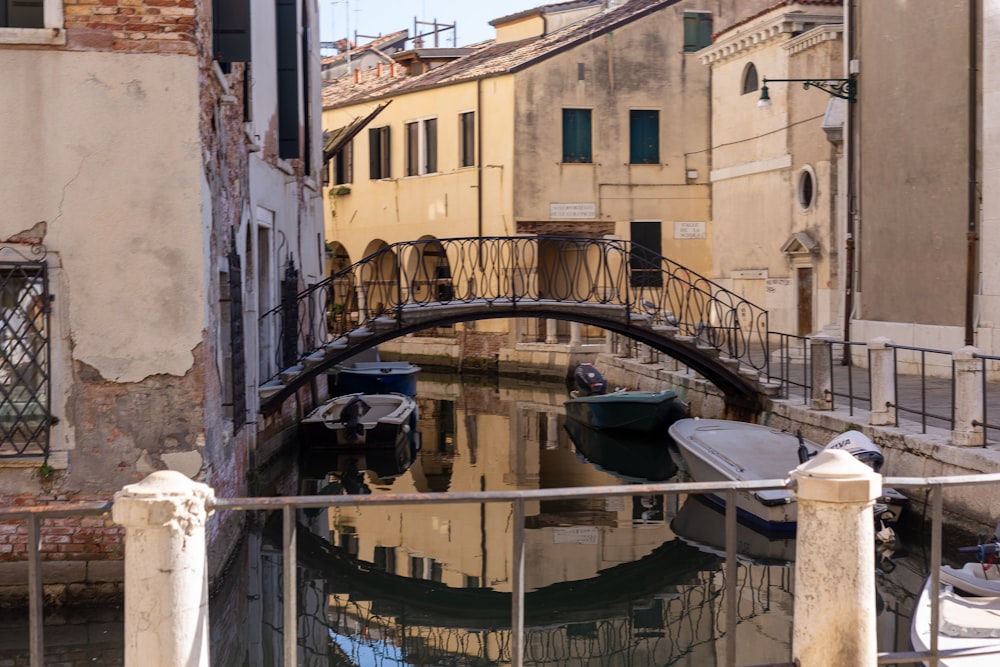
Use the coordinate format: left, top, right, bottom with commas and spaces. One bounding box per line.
0, 373, 976, 665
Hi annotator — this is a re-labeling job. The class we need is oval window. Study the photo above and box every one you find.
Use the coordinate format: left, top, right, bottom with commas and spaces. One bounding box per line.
797, 167, 816, 210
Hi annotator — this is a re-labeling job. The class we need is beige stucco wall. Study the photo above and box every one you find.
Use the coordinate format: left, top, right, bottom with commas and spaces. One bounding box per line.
512, 3, 714, 276
1, 51, 205, 383
704, 11, 844, 335
978, 0, 1000, 344
855, 1, 971, 329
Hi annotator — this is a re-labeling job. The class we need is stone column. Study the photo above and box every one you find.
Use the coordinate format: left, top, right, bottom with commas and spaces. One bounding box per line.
790, 448, 879, 666
953, 345, 985, 446
545, 319, 558, 344
810, 335, 833, 410
868, 337, 897, 426
569, 322, 582, 347
112, 471, 215, 667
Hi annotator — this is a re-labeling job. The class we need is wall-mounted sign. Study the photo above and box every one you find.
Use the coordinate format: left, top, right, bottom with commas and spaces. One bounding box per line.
674, 221, 706, 239
550, 202, 596, 219
553, 526, 599, 544
732, 269, 768, 280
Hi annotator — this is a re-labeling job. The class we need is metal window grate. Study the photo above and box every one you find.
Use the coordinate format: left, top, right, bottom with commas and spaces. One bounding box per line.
0, 258, 51, 458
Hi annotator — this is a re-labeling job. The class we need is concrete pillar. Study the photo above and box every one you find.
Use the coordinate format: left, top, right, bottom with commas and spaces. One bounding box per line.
112, 471, 215, 667
790, 448, 879, 666
569, 322, 582, 347
810, 335, 833, 410
545, 319, 558, 344
868, 337, 897, 426
953, 345, 985, 446
545, 413, 559, 449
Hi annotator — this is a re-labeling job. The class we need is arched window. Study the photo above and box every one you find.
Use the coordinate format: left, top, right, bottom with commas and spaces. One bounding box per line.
797, 166, 817, 210
742, 63, 759, 95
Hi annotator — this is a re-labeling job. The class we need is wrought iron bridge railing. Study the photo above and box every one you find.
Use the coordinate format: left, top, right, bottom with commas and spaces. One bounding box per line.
260, 236, 769, 386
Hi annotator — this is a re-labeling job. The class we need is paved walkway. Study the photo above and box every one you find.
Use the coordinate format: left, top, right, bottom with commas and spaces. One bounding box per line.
777, 361, 1000, 445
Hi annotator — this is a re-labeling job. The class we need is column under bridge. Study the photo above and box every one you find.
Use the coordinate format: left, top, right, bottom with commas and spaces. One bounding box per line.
259, 236, 773, 416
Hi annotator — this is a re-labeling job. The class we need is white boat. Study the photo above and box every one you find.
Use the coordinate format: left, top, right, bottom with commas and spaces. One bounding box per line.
300, 392, 416, 450
910, 539, 1000, 665
668, 418, 907, 537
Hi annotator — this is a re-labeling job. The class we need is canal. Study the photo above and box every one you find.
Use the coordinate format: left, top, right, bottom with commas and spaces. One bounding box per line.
0, 372, 974, 665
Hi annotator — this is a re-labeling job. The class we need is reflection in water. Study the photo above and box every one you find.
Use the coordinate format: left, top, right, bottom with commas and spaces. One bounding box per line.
0, 374, 956, 664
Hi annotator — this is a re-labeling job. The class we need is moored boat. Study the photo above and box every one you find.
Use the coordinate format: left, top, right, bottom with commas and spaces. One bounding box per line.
668, 418, 908, 537
910, 536, 1000, 666
301, 392, 417, 450
563, 362, 688, 434
330, 360, 421, 397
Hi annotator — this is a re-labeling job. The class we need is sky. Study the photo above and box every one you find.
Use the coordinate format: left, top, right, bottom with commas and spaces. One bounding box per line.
320, 0, 549, 48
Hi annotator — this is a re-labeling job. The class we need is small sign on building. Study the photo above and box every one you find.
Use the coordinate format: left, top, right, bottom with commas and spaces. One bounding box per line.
732, 269, 768, 280
674, 221, 706, 239
553, 526, 599, 544
550, 202, 596, 219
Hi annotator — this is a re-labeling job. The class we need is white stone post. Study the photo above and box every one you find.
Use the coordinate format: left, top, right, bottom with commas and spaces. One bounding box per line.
868, 337, 897, 426
810, 335, 833, 410
112, 471, 215, 667
545, 318, 558, 344
790, 448, 879, 666
953, 345, 985, 446
569, 322, 582, 347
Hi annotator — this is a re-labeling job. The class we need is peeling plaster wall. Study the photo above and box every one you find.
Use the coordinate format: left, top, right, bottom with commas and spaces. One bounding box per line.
0, 50, 206, 494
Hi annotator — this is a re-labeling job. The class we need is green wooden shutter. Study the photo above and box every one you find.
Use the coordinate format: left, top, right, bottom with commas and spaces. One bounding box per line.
213, 0, 252, 63
276, 0, 300, 159
562, 109, 592, 163
630, 110, 659, 164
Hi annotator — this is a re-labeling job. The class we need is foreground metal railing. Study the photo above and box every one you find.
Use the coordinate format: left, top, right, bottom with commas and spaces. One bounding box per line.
7, 473, 1000, 666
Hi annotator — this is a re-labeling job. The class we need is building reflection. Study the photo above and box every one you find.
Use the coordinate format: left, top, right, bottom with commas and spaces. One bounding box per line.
310, 376, 796, 666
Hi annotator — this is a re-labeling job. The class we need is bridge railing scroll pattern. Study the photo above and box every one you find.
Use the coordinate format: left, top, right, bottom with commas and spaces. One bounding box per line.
259, 236, 769, 385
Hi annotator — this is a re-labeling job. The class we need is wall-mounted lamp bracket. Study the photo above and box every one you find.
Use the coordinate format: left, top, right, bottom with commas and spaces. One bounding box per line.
758, 77, 857, 109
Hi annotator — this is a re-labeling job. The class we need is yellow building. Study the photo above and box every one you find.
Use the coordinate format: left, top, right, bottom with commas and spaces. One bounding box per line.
321, 0, 776, 371
698, 2, 847, 337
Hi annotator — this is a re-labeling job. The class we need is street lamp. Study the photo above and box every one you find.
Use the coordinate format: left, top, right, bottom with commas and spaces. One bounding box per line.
757, 76, 857, 108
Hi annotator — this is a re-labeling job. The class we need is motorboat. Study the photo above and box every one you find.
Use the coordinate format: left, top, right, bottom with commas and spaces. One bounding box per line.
910, 535, 1000, 665
330, 360, 421, 397
563, 418, 678, 482
563, 363, 688, 433
668, 418, 908, 537
300, 392, 417, 450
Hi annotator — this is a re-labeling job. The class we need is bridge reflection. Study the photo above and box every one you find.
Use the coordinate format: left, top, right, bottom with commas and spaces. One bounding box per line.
260, 236, 771, 415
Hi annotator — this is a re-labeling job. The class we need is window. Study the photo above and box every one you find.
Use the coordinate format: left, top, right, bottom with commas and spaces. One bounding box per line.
213, 0, 251, 64
459, 111, 475, 168
333, 140, 353, 185
797, 166, 816, 210
0, 0, 64, 45
369, 126, 391, 179
630, 221, 662, 287
683, 12, 712, 52
405, 118, 438, 176
0, 259, 51, 457
742, 63, 759, 95
629, 110, 659, 164
562, 109, 592, 163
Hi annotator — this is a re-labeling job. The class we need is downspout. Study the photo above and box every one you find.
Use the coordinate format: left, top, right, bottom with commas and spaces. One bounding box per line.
842, 0, 856, 353
964, 0, 979, 346
477, 79, 483, 239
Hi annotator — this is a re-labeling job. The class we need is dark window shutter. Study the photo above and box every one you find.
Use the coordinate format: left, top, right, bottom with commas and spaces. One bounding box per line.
424, 119, 437, 173
630, 221, 663, 287
213, 0, 252, 63
276, 0, 300, 159
562, 109, 592, 163
630, 110, 659, 164
227, 248, 246, 431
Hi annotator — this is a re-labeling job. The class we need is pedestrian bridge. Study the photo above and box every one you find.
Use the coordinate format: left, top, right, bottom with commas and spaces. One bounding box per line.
259, 236, 773, 415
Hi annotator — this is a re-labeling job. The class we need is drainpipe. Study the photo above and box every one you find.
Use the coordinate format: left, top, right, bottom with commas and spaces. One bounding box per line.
842, 0, 856, 355
477, 79, 483, 239
964, 0, 979, 346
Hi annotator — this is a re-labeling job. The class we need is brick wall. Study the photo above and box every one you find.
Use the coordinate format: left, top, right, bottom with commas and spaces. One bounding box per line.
64, 0, 198, 55
0, 498, 122, 564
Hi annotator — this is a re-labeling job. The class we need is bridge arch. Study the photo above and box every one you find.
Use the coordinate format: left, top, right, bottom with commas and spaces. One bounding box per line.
260, 236, 772, 417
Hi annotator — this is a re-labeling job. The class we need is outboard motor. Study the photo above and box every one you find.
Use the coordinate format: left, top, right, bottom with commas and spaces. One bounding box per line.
339, 395, 371, 444
824, 430, 884, 473
573, 362, 607, 396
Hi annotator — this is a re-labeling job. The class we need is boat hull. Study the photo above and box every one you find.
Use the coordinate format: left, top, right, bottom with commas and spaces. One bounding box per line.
563, 389, 686, 433
910, 577, 1000, 666
669, 418, 907, 538
300, 393, 417, 451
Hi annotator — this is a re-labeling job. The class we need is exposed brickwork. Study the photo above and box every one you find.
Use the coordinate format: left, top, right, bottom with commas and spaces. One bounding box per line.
0, 499, 122, 563
64, 0, 199, 55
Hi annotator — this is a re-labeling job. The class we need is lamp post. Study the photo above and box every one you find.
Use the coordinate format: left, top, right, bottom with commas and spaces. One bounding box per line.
757, 77, 857, 108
